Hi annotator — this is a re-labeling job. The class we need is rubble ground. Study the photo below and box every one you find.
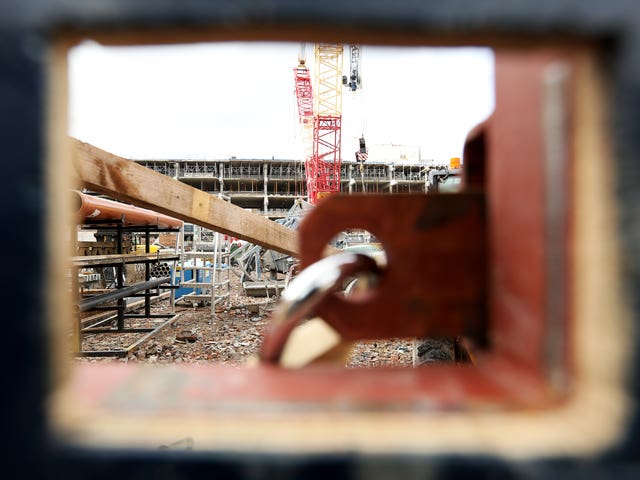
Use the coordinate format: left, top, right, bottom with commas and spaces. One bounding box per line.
74, 266, 415, 368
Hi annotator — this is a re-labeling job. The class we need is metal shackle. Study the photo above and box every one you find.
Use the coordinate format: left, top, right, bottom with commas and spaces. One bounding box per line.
259, 252, 380, 364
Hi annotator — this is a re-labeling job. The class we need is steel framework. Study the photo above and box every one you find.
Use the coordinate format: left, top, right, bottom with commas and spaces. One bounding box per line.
293, 57, 314, 171
310, 114, 342, 202
73, 222, 181, 357
308, 43, 344, 204
293, 61, 313, 122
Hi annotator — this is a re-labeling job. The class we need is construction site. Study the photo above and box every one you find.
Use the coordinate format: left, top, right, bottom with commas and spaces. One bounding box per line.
61, 37, 626, 457
7, 2, 640, 478
71, 43, 466, 366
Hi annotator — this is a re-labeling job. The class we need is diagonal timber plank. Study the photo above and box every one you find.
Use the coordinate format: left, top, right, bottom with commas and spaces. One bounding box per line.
71, 138, 299, 257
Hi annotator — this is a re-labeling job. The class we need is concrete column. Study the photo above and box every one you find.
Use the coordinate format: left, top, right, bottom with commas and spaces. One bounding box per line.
263, 162, 269, 214
219, 162, 224, 194
389, 164, 395, 193
348, 164, 354, 194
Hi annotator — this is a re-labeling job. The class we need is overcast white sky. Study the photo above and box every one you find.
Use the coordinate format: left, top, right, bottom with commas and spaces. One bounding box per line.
68, 41, 494, 163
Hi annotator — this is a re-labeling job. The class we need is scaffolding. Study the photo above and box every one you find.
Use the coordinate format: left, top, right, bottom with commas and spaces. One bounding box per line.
73, 222, 182, 357
176, 195, 232, 320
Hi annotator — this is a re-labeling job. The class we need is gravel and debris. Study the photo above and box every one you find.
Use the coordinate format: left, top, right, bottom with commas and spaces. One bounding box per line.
75, 266, 453, 367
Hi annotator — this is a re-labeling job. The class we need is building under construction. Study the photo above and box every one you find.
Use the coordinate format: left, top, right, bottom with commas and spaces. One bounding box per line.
135, 157, 451, 218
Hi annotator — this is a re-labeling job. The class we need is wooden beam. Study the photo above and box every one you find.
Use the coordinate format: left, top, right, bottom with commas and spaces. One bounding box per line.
71, 138, 299, 257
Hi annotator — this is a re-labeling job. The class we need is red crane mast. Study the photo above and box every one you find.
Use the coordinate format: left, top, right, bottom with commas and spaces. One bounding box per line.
293, 43, 344, 204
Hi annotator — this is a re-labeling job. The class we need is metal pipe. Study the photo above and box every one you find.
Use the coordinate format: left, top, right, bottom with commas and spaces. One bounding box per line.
145, 227, 151, 318
116, 224, 124, 330
75, 276, 171, 313
73, 190, 183, 229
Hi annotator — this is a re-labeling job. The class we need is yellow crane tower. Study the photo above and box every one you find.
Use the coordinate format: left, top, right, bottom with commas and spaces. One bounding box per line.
309, 43, 344, 204
295, 43, 368, 203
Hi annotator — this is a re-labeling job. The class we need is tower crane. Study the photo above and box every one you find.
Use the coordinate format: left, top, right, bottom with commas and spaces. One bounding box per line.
344, 45, 368, 165
343, 44, 362, 92
310, 43, 344, 204
293, 45, 314, 162
293, 43, 344, 204
294, 43, 367, 203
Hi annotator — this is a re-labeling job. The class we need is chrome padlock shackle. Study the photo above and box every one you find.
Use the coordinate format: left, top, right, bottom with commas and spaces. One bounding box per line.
259, 252, 381, 364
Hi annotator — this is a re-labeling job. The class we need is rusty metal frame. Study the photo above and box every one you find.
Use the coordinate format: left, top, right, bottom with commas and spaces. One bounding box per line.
4, 0, 640, 478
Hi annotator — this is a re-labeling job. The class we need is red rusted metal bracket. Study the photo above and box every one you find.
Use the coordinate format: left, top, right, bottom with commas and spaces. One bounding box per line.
297, 193, 487, 342
259, 188, 487, 364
